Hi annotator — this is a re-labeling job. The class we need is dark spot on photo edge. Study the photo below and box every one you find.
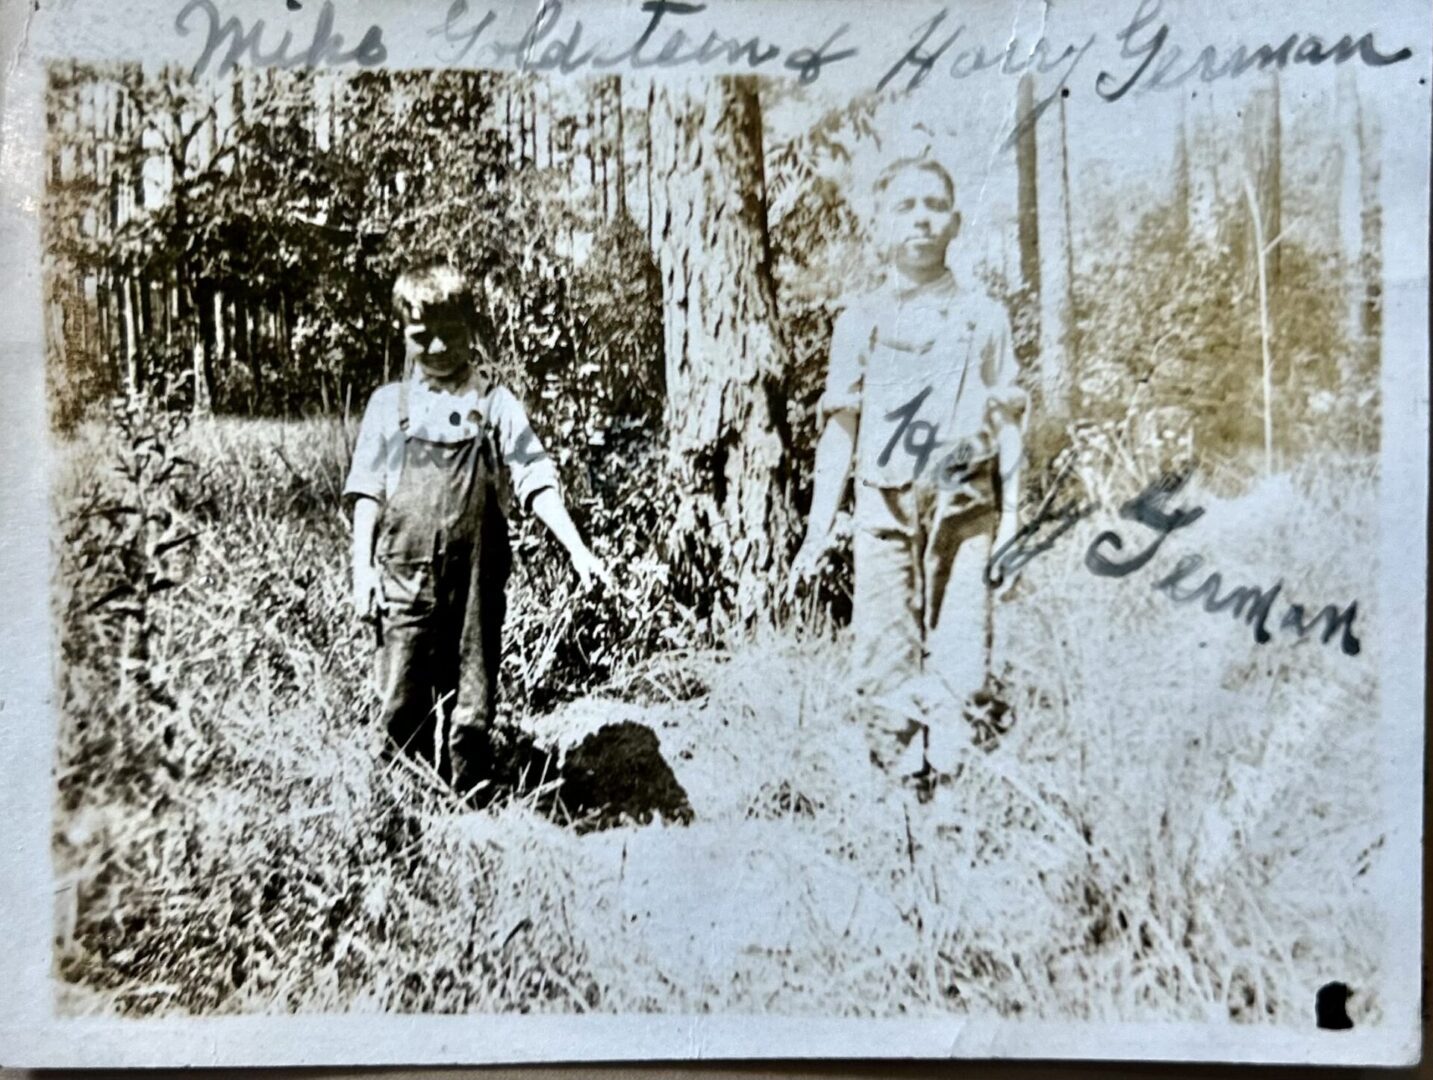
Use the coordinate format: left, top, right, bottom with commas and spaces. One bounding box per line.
1316, 982, 1354, 1030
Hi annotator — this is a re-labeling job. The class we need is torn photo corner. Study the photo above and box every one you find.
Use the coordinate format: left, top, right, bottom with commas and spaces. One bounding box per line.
0, 0, 1426, 1067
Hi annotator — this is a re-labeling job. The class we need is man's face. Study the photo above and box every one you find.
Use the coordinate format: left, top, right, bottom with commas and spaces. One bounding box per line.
402, 302, 472, 378
880, 166, 958, 274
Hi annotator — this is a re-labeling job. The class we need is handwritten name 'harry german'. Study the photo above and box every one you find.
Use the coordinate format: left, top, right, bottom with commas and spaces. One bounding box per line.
176, 0, 1414, 93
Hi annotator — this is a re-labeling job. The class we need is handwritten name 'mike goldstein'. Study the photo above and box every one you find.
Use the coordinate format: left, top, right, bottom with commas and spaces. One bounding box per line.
174, 0, 1414, 88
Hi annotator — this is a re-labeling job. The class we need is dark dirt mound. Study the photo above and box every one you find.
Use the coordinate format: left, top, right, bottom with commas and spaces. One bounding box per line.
462, 720, 692, 832
558, 721, 694, 833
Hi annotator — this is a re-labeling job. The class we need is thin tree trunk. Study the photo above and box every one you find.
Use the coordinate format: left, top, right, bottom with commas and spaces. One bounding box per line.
96, 271, 111, 374
138, 276, 155, 357
545, 82, 555, 167
121, 276, 140, 395
193, 279, 214, 416
1356, 78, 1383, 374
234, 295, 254, 410
614, 76, 627, 217
598, 79, 610, 219
1058, 92, 1078, 380
504, 86, 514, 164
1335, 68, 1364, 386
1243, 175, 1276, 474
212, 286, 227, 410
1242, 78, 1283, 302
587, 96, 597, 190
1014, 74, 1041, 374
1035, 78, 1073, 422
644, 82, 655, 248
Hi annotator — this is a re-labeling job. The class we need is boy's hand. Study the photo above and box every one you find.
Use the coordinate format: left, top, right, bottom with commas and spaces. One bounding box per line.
786, 535, 828, 601
570, 548, 614, 593
988, 526, 1023, 601
353, 562, 386, 620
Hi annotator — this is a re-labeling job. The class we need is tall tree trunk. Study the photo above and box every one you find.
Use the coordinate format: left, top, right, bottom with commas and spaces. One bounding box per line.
96, 271, 111, 379
1242, 174, 1277, 474
614, 76, 627, 218
279, 291, 295, 411
221, 291, 237, 410
1242, 78, 1282, 305
138, 276, 155, 360
544, 82, 555, 168
1335, 68, 1364, 387
598, 79, 610, 219
1035, 81, 1074, 425
644, 82, 655, 247
650, 76, 792, 624
211, 285, 227, 411
587, 96, 597, 190
234, 295, 254, 411
504, 85, 515, 164
1354, 76, 1382, 381
122, 276, 141, 395
193, 279, 214, 416
1014, 74, 1041, 376
1241, 76, 1283, 438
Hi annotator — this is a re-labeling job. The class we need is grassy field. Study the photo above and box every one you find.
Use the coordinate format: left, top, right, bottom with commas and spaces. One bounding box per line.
51, 405, 1385, 1022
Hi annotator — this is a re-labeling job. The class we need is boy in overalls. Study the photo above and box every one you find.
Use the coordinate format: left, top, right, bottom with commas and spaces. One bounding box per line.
790, 155, 1026, 777
344, 263, 610, 794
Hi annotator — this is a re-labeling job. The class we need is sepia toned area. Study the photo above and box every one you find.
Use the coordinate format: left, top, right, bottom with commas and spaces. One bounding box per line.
45, 60, 1382, 1023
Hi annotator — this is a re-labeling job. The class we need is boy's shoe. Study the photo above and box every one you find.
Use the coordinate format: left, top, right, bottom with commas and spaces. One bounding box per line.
867, 723, 928, 775
963, 675, 1016, 752
906, 758, 939, 804
863, 689, 927, 774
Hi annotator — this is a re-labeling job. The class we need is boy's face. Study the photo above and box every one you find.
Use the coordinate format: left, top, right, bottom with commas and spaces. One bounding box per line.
402, 302, 473, 379
880, 166, 959, 275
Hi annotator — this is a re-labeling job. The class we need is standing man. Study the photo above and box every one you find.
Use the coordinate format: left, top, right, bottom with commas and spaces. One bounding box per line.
790, 154, 1026, 778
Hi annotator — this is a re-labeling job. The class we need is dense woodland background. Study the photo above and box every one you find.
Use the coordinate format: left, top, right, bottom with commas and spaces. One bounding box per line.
44, 63, 1384, 621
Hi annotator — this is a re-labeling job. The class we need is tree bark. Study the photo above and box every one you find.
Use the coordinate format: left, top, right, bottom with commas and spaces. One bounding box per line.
1014, 74, 1041, 374
1035, 82, 1074, 423
1242, 77, 1282, 295
644, 82, 655, 247
193, 279, 214, 416
650, 75, 792, 624
1354, 76, 1382, 376
598, 78, 610, 219
614, 76, 627, 218
1335, 68, 1364, 386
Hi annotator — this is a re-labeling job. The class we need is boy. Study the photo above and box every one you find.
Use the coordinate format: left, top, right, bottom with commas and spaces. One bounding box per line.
344, 263, 610, 795
789, 154, 1026, 777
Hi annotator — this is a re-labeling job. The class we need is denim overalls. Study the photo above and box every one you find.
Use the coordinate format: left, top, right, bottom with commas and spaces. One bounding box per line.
375, 380, 512, 792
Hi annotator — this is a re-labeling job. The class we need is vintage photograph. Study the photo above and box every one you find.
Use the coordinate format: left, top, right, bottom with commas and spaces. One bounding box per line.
7, 0, 1423, 1064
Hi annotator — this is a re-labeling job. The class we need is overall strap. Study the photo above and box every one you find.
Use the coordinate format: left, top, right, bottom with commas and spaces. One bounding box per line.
397, 376, 411, 435
953, 339, 973, 408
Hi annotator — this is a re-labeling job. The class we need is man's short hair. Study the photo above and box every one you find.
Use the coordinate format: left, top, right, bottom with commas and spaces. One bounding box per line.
874, 155, 956, 204
392, 263, 474, 323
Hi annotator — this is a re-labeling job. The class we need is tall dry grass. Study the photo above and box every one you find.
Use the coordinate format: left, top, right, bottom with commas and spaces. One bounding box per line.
52, 406, 1384, 1023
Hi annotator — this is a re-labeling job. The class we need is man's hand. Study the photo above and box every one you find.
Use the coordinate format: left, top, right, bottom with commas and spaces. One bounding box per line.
353, 561, 385, 620
570, 547, 614, 593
